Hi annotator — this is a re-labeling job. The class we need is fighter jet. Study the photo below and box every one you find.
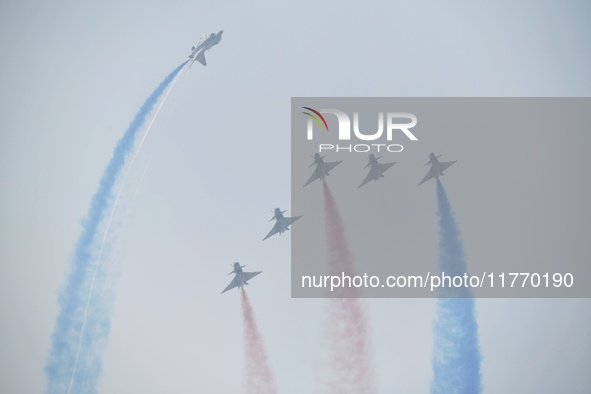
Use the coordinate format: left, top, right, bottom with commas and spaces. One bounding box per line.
358, 154, 396, 188
418, 152, 457, 186
263, 208, 302, 240
188, 30, 223, 67
221, 262, 261, 294
304, 153, 342, 187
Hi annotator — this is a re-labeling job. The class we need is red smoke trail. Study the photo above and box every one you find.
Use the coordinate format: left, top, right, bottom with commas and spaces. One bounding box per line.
322, 181, 378, 394
241, 288, 278, 394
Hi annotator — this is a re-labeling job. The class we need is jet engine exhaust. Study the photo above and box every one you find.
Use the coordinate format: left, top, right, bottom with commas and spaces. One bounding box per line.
320, 181, 378, 394
45, 60, 188, 394
241, 289, 278, 394
431, 179, 482, 394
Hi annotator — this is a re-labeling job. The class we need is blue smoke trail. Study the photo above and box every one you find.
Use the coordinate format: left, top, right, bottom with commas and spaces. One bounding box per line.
431, 180, 482, 394
45, 61, 187, 394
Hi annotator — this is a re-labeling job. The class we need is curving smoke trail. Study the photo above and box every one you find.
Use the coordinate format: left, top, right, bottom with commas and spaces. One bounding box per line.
45, 61, 187, 394
321, 181, 377, 394
241, 289, 277, 394
431, 179, 482, 394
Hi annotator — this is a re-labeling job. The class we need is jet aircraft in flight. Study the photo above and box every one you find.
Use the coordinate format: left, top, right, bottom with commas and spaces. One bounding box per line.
304, 153, 342, 187
188, 30, 223, 67
263, 208, 302, 240
418, 152, 456, 186
221, 262, 261, 294
358, 154, 396, 188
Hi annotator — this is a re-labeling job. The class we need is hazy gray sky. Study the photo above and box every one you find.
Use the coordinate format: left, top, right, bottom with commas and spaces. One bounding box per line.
1, 1, 590, 393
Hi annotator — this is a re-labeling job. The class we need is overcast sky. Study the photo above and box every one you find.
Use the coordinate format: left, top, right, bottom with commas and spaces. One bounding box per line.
1, 1, 590, 393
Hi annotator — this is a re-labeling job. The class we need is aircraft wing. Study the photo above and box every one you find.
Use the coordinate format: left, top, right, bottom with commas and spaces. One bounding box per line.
196, 51, 207, 66
243, 271, 262, 282
379, 162, 396, 173
325, 160, 342, 173
304, 161, 342, 186
304, 166, 323, 187
358, 171, 376, 188
263, 221, 282, 240
221, 275, 241, 294
418, 167, 436, 186
359, 162, 395, 188
285, 216, 302, 226
439, 160, 456, 172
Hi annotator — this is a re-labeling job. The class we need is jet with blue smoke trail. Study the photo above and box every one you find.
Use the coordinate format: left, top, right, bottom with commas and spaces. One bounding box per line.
431, 179, 482, 394
45, 60, 187, 394
418, 152, 456, 186
188, 30, 223, 67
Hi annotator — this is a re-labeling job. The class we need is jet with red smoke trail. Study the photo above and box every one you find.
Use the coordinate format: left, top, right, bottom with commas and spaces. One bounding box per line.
418, 152, 457, 186
304, 153, 342, 187
358, 153, 396, 188
221, 262, 262, 294
263, 208, 302, 240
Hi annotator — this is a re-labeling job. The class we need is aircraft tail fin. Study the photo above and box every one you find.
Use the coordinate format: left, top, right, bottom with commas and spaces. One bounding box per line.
196, 51, 207, 66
